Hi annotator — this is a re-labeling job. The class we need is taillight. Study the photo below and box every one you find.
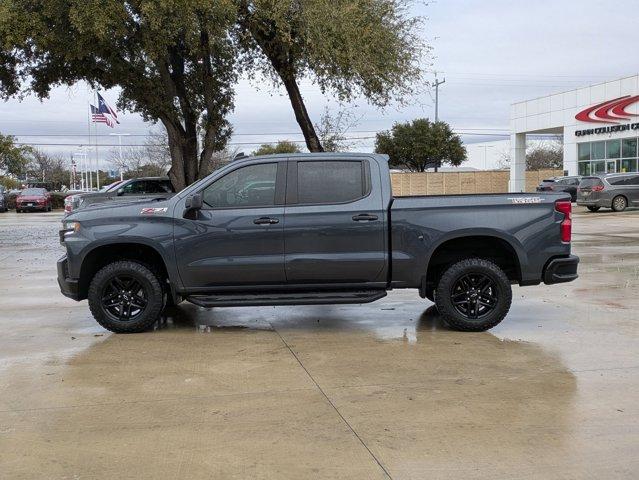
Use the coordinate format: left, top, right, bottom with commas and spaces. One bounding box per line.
555, 200, 572, 243
592, 185, 604, 192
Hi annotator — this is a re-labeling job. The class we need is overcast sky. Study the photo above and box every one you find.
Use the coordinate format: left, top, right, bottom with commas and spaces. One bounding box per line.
0, 0, 636, 169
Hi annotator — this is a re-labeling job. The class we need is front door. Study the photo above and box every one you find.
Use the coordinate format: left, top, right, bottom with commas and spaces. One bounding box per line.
176, 161, 287, 289
283, 158, 387, 285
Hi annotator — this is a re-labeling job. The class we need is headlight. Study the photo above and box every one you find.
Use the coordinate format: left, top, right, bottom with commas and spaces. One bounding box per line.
59, 221, 81, 243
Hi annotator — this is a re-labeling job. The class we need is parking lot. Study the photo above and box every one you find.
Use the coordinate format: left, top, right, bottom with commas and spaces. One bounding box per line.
1, 208, 638, 479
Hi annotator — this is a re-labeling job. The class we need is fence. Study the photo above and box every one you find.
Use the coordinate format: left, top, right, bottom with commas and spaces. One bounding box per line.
390, 169, 563, 196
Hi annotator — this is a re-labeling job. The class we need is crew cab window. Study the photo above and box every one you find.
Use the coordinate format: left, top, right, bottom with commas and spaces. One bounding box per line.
202, 163, 277, 208
297, 161, 367, 204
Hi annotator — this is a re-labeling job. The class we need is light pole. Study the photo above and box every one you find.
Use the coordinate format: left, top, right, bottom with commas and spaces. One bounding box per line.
109, 133, 130, 181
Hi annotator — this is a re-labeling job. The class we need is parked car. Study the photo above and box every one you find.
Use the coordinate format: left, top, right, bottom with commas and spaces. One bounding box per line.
64, 177, 174, 215
58, 153, 578, 334
0, 186, 8, 212
577, 173, 639, 212
536, 176, 582, 202
16, 188, 53, 212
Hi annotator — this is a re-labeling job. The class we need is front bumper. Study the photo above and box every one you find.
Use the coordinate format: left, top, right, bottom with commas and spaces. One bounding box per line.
543, 255, 579, 284
18, 203, 48, 211
57, 255, 80, 300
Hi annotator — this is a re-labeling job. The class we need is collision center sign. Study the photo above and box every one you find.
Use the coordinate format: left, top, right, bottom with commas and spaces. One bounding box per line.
575, 95, 639, 136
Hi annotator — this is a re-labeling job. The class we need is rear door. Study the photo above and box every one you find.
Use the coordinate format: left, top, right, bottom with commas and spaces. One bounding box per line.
283, 157, 387, 285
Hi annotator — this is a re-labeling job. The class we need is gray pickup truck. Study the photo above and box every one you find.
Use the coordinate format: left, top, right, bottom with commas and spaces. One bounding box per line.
58, 153, 578, 333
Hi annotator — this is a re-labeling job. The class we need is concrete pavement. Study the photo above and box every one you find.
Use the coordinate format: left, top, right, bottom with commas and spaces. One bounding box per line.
0, 208, 638, 479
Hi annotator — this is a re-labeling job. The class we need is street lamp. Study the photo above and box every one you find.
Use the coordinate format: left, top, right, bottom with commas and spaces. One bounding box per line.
109, 133, 131, 181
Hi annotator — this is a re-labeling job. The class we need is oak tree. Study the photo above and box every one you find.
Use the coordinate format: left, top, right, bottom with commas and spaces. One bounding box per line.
0, 0, 237, 190
375, 118, 467, 172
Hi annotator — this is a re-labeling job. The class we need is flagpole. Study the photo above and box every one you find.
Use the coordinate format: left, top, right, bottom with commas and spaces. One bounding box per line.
94, 90, 100, 190
87, 100, 92, 191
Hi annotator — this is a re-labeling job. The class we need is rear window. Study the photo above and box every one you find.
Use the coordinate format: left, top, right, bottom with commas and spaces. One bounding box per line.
541, 179, 555, 183
579, 177, 604, 188
297, 161, 367, 204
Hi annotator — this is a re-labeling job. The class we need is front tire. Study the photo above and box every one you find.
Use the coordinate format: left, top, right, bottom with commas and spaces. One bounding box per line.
435, 258, 512, 332
586, 206, 600, 212
611, 195, 627, 212
88, 260, 164, 333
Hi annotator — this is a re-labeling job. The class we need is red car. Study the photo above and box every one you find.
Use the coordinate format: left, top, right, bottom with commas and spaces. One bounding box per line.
16, 188, 53, 213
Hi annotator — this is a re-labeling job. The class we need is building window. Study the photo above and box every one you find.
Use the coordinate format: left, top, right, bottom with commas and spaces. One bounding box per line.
622, 138, 637, 158
578, 138, 639, 175
578, 143, 590, 161
591, 141, 605, 160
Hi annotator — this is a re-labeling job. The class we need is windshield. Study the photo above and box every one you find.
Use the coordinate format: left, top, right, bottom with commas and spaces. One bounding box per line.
20, 188, 46, 196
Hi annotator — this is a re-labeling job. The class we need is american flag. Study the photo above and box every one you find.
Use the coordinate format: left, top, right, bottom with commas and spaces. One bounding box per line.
90, 104, 114, 128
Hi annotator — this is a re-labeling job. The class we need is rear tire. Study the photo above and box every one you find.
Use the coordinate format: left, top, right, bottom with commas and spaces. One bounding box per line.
435, 258, 512, 332
88, 260, 164, 333
611, 195, 627, 212
586, 206, 600, 212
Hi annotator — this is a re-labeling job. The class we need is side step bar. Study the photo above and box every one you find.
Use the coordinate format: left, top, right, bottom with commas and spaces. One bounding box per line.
185, 290, 387, 308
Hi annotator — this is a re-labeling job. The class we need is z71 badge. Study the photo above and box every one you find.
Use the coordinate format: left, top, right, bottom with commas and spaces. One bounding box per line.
508, 197, 542, 204
140, 207, 168, 215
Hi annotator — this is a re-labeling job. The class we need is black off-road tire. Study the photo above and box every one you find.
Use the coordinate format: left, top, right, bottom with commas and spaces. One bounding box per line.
611, 195, 627, 212
88, 260, 164, 333
435, 258, 512, 332
586, 206, 600, 212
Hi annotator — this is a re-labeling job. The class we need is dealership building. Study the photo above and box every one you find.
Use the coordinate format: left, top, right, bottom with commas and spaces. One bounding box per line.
509, 74, 639, 191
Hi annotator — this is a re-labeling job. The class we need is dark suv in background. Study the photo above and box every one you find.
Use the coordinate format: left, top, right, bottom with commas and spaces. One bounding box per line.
64, 177, 175, 215
536, 176, 582, 202
577, 173, 639, 212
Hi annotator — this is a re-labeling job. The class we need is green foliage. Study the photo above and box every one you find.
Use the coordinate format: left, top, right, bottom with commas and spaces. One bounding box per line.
236, 0, 425, 151
0, 133, 32, 175
253, 141, 301, 156
0, 175, 20, 190
0, 0, 238, 190
375, 119, 467, 172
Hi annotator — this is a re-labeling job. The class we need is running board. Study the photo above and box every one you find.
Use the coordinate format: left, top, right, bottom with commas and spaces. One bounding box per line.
185, 290, 387, 308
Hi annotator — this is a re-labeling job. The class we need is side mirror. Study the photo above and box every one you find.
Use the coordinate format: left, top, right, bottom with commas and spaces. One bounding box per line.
116, 188, 124, 196
184, 193, 203, 218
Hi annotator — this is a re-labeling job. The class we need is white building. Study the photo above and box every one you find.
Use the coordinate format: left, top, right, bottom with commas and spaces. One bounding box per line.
510, 74, 639, 191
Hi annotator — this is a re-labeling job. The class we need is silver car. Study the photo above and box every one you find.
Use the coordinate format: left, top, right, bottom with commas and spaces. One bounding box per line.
577, 173, 639, 212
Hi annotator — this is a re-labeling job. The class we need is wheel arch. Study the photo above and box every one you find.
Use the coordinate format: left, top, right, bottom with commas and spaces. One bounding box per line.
78, 241, 171, 300
424, 232, 524, 288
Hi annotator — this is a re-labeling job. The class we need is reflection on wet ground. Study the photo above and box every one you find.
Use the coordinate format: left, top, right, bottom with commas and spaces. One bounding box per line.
0, 209, 638, 479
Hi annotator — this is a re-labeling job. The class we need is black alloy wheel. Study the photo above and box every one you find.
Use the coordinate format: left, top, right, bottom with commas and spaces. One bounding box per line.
450, 273, 498, 320
88, 260, 164, 333
101, 274, 148, 322
435, 258, 512, 332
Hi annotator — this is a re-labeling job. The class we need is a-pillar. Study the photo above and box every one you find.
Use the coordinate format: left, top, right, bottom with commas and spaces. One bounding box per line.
509, 133, 526, 192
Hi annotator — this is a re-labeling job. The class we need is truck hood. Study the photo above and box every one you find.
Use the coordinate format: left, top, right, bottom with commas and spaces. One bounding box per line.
68, 197, 173, 221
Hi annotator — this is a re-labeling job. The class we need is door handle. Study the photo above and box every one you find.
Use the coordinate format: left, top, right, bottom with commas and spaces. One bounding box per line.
352, 213, 378, 222
253, 217, 279, 225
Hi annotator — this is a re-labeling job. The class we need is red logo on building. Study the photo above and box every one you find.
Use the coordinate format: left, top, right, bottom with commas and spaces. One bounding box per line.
575, 95, 639, 124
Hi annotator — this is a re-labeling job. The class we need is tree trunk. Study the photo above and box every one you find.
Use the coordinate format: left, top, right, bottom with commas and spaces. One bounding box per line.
280, 73, 324, 152
162, 117, 199, 192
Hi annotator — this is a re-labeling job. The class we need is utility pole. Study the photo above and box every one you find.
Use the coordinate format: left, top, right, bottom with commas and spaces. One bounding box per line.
432, 76, 446, 172
434, 76, 446, 122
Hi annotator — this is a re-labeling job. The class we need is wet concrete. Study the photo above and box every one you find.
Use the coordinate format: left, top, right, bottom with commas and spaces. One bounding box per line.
0, 208, 638, 479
